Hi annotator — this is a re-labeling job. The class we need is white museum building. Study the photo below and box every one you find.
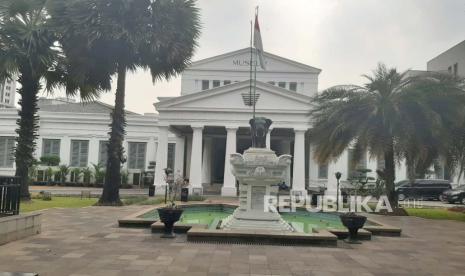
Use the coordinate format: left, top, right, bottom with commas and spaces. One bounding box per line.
1, 48, 456, 196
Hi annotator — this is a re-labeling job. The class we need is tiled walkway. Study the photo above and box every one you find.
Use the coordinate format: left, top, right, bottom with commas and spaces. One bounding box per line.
0, 206, 464, 276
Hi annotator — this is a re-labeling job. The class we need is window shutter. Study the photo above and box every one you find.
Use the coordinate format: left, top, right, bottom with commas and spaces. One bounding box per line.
71, 141, 80, 167
43, 140, 51, 156
79, 141, 89, 167
6, 138, 14, 167
0, 137, 6, 167
99, 141, 108, 165
52, 140, 60, 156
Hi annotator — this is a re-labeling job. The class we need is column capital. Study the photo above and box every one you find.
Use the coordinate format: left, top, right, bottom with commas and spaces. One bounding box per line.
225, 125, 239, 131
158, 123, 170, 129
191, 124, 204, 130
294, 127, 308, 133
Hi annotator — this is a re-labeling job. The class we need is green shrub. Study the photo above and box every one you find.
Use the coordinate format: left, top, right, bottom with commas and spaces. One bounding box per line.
40, 155, 60, 166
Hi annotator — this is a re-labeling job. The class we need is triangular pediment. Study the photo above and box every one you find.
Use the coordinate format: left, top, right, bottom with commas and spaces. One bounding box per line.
156, 80, 312, 112
188, 48, 321, 73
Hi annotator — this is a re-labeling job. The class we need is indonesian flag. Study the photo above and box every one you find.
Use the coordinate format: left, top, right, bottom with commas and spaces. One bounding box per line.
254, 14, 266, 70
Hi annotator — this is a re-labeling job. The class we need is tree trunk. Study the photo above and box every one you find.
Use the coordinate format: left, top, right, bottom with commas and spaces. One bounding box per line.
99, 64, 126, 205
15, 72, 40, 200
384, 140, 398, 208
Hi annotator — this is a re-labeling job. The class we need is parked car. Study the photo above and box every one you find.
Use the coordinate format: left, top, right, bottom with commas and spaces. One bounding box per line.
395, 179, 452, 201
442, 185, 465, 204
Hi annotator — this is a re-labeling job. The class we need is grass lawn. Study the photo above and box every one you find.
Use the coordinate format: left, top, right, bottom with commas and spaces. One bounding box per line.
406, 208, 465, 222
20, 197, 98, 213
19, 195, 205, 213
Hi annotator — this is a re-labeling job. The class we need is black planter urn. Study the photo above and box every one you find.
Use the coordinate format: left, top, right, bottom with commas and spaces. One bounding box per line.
157, 208, 184, 238
340, 213, 367, 243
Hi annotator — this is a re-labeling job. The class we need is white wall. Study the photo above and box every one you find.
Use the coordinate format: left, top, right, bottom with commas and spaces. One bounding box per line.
0, 108, 166, 178
427, 40, 465, 77
180, 49, 320, 96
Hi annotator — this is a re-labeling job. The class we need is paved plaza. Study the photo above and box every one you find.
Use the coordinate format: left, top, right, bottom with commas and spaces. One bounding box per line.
0, 206, 464, 276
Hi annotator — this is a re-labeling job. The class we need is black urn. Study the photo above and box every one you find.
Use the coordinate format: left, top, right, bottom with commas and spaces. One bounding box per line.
157, 208, 184, 238
340, 213, 367, 243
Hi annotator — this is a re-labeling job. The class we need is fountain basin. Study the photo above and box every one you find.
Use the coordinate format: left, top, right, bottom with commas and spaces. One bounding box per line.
119, 203, 401, 245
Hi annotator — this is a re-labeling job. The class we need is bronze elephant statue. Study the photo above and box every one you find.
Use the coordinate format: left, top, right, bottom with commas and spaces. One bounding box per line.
249, 117, 272, 148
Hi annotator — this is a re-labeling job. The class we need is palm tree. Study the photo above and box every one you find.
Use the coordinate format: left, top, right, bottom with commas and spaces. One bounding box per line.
309, 64, 465, 207
0, 0, 102, 199
49, 0, 201, 205
58, 165, 70, 183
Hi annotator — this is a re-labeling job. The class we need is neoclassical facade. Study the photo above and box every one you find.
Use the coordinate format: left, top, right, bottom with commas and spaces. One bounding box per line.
153, 48, 412, 196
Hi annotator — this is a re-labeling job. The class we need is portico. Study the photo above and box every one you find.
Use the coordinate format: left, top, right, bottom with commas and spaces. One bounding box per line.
154, 80, 314, 196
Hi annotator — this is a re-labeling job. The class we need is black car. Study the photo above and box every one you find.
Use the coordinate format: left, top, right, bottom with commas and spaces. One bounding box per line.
395, 179, 452, 201
442, 185, 465, 204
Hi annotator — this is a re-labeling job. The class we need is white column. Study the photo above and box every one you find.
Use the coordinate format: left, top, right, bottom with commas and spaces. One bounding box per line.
185, 135, 192, 177
221, 126, 238, 196
395, 159, 407, 182
189, 125, 203, 193
174, 135, 185, 177
146, 137, 156, 169
60, 136, 71, 165
154, 125, 169, 193
266, 128, 272, 149
35, 137, 42, 160
281, 140, 291, 186
88, 137, 99, 167
326, 150, 348, 196
202, 137, 212, 185
292, 129, 306, 194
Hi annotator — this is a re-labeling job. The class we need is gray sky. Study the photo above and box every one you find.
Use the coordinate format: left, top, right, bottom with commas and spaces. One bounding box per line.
40, 0, 465, 114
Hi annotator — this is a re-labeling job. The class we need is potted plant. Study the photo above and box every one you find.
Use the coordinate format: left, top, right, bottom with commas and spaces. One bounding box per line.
157, 168, 184, 238
340, 212, 367, 243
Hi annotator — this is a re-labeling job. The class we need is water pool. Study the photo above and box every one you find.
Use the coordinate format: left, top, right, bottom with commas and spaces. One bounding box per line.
139, 205, 362, 233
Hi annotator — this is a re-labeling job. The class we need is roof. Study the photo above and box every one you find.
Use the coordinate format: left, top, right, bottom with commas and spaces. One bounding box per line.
188, 48, 322, 74
38, 101, 139, 115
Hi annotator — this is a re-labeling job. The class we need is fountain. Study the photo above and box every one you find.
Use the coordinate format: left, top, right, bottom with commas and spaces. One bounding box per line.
220, 117, 294, 232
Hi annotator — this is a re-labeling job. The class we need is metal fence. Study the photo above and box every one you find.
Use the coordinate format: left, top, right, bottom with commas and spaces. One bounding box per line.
0, 176, 21, 216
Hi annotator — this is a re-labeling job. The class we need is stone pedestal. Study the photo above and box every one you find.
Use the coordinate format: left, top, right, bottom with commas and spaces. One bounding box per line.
221, 148, 294, 232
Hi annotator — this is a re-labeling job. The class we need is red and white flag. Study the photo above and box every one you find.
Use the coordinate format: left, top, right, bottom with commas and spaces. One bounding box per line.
253, 14, 266, 70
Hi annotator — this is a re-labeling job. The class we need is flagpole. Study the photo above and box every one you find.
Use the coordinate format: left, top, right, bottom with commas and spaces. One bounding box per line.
253, 6, 258, 120
249, 20, 253, 111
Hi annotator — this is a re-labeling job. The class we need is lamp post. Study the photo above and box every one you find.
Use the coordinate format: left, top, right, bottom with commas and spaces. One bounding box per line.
335, 172, 342, 211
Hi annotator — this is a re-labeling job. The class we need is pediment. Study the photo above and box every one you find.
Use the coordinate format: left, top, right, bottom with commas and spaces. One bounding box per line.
188, 48, 321, 74
156, 81, 312, 112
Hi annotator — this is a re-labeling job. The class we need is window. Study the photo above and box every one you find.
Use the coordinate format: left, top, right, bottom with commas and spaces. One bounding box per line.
167, 143, 176, 170
454, 63, 458, 76
98, 141, 109, 166
128, 142, 146, 170
212, 80, 221, 88
5, 86, 10, 90
5, 93, 9, 97
70, 140, 89, 167
318, 163, 328, 179
347, 149, 367, 179
223, 80, 231, 85
289, 82, 297, 92
278, 82, 286, 88
448, 66, 452, 74
201, 80, 209, 90
42, 139, 60, 157
0, 137, 14, 168
267, 81, 275, 85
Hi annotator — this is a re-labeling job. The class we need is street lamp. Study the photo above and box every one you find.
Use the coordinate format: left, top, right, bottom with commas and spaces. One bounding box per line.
335, 172, 342, 211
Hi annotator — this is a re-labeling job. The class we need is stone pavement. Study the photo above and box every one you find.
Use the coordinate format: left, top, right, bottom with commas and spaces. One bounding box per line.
0, 206, 464, 276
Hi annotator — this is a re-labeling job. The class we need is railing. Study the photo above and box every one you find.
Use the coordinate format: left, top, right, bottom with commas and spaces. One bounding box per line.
0, 176, 21, 216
